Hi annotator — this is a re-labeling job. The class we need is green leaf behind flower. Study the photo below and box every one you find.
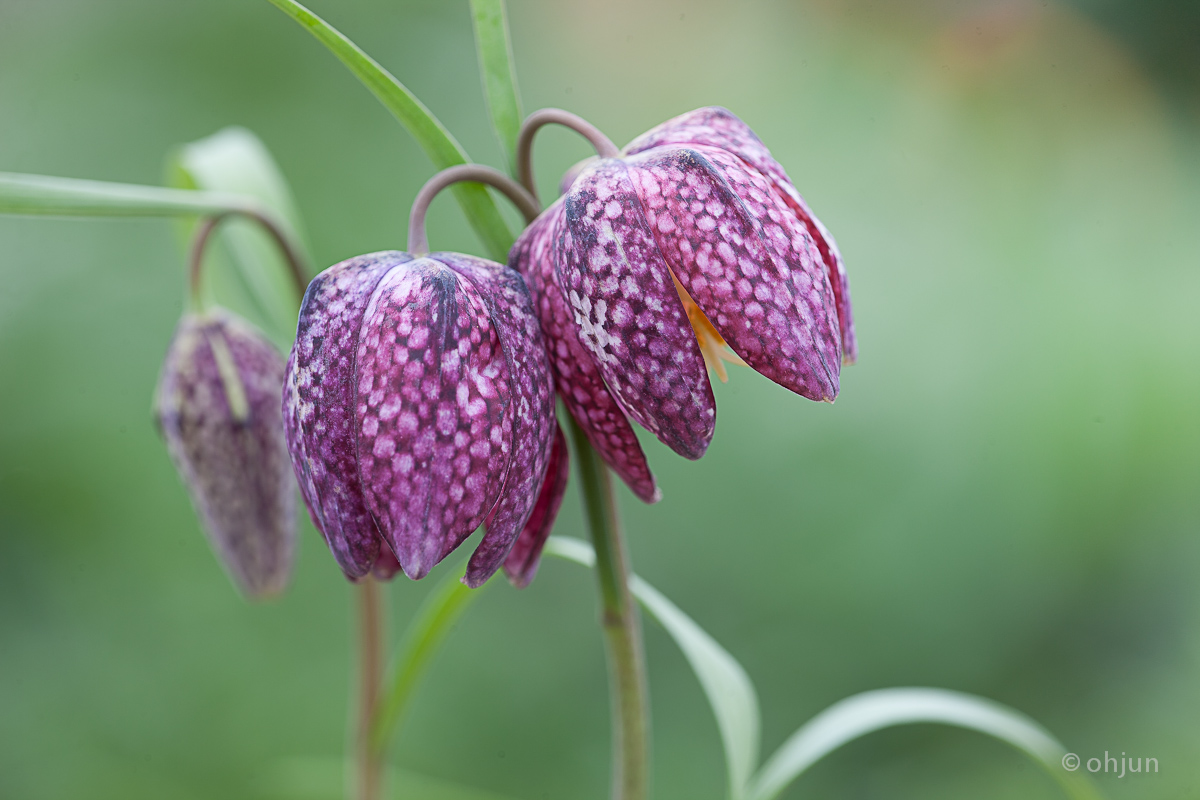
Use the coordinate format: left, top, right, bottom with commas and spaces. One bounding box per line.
0, 171, 257, 217
258, 756, 521, 800
169, 126, 310, 350
370, 568, 484, 756
469, 0, 524, 174
545, 538, 1102, 800
544, 536, 761, 800
748, 687, 1103, 800
265, 0, 513, 261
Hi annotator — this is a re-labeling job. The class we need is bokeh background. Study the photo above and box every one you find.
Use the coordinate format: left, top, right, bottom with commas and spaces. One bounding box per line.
2, 0, 1199, 798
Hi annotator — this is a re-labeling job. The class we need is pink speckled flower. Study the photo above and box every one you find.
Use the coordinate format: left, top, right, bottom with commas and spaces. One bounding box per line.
154, 309, 295, 598
511, 107, 856, 501
283, 250, 564, 588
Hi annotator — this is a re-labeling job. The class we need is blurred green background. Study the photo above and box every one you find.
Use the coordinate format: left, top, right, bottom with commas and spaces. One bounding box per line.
2, 0, 1199, 798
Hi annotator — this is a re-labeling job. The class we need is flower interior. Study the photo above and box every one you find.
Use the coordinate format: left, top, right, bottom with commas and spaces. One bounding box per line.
668, 268, 747, 384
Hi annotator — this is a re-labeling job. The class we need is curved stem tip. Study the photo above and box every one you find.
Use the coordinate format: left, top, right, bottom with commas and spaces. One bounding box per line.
407, 164, 540, 256
516, 108, 620, 201
187, 208, 309, 307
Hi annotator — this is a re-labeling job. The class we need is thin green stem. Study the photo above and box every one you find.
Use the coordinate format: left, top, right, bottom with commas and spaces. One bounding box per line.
0, 171, 261, 217
567, 416, 650, 800
356, 578, 385, 800
369, 568, 483, 755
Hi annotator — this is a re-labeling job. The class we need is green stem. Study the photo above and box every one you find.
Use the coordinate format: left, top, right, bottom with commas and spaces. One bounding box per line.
0, 171, 262, 217
356, 579, 385, 800
567, 416, 651, 800
369, 568, 483, 754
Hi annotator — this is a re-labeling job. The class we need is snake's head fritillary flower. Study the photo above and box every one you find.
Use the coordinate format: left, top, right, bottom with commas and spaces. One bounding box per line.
511, 107, 855, 499
154, 309, 296, 598
284, 250, 564, 588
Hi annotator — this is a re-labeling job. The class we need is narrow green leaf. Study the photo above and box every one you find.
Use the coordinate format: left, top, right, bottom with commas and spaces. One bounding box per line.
469, 0, 523, 173
544, 537, 762, 800
265, 0, 513, 260
630, 577, 760, 800
0, 171, 258, 217
259, 757, 522, 800
370, 568, 483, 754
170, 127, 310, 348
747, 688, 1104, 800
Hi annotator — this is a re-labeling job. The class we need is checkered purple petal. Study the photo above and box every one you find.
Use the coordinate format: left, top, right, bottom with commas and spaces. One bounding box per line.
626, 106, 856, 364
354, 258, 512, 580
284, 252, 406, 579
625, 145, 840, 401
558, 159, 716, 460
510, 203, 661, 503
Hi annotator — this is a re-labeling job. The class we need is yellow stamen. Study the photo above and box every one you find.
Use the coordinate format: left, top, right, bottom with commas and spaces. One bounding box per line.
669, 270, 747, 383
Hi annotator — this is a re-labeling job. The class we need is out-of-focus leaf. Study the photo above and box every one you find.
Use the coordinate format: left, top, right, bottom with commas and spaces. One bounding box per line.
264, 0, 513, 261
370, 568, 484, 754
169, 127, 310, 349
544, 536, 762, 800
469, 0, 523, 173
258, 756, 521, 800
747, 687, 1104, 800
0, 171, 257, 217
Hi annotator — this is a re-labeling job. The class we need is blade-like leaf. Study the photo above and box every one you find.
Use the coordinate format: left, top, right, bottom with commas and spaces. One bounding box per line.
469, 0, 523, 173
544, 537, 761, 800
0, 171, 258, 217
748, 688, 1104, 800
629, 577, 760, 800
369, 567, 484, 755
259, 757, 522, 800
265, 0, 513, 260
170, 127, 310, 349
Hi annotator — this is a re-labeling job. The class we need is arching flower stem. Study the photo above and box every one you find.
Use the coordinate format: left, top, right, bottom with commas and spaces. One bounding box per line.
406, 157, 651, 799
568, 415, 651, 800
407, 164, 540, 255
186, 208, 310, 310
515, 108, 620, 201
513, 112, 650, 798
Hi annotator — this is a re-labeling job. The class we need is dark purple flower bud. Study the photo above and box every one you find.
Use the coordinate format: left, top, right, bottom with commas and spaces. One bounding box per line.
510, 107, 855, 496
154, 309, 296, 598
285, 251, 562, 588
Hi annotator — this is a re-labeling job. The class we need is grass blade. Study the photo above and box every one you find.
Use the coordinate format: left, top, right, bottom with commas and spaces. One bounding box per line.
544, 536, 762, 800
259, 757, 523, 800
748, 688, 1103, 800
0, 172, 258, 217
369, 569, 483, 754
265, 0, 513, 260
469, 0, 523, 173
169, 127, 310, 347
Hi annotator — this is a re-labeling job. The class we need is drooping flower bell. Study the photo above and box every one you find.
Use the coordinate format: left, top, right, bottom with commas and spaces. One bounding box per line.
284, 166, 565, 588
511, 107, 856, 501
155, 308, 296, 598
